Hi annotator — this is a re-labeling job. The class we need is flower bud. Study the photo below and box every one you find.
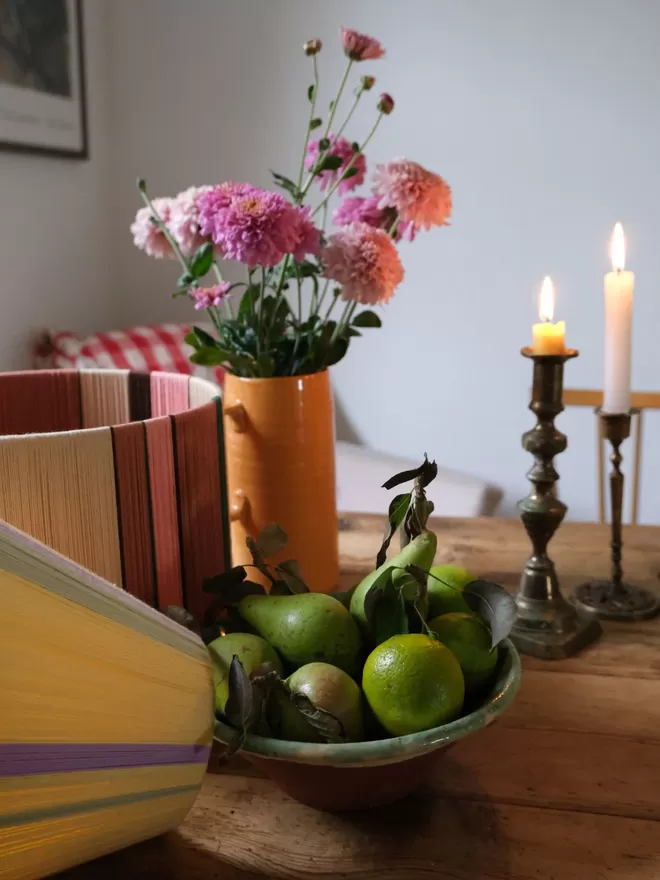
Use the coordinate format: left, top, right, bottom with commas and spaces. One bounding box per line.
377, 93, 395, 115
361, 75, 376, 91
304, 38, 322, 56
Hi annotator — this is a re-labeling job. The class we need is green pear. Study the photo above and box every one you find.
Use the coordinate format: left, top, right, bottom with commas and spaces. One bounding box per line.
350, 530, 437, 638
207, 632, 283, 713
427, 564, 474, 617
280, 662, 364, 743
238, 593, 362, 678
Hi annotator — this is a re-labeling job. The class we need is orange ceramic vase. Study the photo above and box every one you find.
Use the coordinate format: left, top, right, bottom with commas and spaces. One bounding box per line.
223, 370, 339, 593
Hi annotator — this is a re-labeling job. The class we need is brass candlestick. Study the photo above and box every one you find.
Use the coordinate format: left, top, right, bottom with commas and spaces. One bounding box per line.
512, 348, 602, 659
573, 410, 660, 621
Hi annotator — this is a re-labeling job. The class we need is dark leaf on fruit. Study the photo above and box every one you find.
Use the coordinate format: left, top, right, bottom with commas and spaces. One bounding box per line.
382, 454, 438, 490
276, 558, 310, 594
463, 580, 518, 649
291, 692, 346, 743
364, 568, 408, 644
255, 523, 288, 558
376, 492, 411, 567
202, 566, 246, 593
224, 655, 253, 732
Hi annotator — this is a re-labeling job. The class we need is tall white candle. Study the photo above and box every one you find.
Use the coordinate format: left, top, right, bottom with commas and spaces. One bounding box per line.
603, 223, 634, 414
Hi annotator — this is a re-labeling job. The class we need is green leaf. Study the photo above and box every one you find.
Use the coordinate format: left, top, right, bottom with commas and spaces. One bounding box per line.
291, 692, 346, 743
352, 310, 382, 328
177, 271, 194, 289
221, 656, 253, 756
376, 493, 412, 568
192, 325, 218, 348
462, 580, 518, 649
255, 523, 288, 558
342, 166, 360, 180
324, 336, 349, 367
184, 331, 199, 349
382, 455, 438, 490
166, 605, 200, 635
310, 117, 323, 130
271, 171, 302, 201
245, 536, 276, 585
256, 353, 275, 377
319, 137, 331, 150
238, 285, 260, 320
276, 559, 310, 594
307, 84, 316, 102
364, 569, 408, 645
317, 154, 343, 173
351, 141, 360, 153
203, 566, 246, 593
269, 579, 293, 596
189, 242, 214, 279
189, 347, 229, 366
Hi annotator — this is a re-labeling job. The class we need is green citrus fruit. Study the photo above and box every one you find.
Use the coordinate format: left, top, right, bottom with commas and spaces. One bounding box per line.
362, 634, 465, 737
207, 632, 282, 713
428, 612, 499, 694
427, 564, 474, 617
281, 662, 363, 743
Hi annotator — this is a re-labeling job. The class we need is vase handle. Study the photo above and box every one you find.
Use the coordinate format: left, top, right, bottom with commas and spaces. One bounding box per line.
224, 402, 248, 433
230, 489, 249, 523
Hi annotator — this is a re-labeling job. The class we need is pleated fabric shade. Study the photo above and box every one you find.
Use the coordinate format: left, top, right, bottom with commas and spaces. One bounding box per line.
0, 518, 214, 879
0, 370, 230, 621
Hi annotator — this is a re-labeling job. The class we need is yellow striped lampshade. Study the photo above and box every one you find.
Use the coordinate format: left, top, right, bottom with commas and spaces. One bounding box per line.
0, 369, 231, 621
0, 517, 214, 879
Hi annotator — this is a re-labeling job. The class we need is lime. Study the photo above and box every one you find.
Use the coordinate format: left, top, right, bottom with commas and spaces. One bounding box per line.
207, 632, 282, 713
281, 662, 363, 743
427, 564, 474, 617
362, 634, 464, 737
428, 612, 498, 694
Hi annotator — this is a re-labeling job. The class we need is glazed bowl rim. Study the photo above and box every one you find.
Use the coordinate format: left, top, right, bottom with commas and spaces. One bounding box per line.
213, 638, 521, 768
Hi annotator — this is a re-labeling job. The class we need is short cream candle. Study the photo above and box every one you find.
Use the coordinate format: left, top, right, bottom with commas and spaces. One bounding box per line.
532, 277, 566, 355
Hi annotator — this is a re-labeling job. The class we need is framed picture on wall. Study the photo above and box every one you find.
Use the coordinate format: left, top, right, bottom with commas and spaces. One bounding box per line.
0, 0, 87, 159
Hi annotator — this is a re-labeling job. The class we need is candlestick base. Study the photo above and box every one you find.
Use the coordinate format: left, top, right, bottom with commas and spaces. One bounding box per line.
573, 581, 660, 622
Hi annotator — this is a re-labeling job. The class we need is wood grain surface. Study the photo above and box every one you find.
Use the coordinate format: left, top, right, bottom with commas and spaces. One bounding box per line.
60, 515, 660, 880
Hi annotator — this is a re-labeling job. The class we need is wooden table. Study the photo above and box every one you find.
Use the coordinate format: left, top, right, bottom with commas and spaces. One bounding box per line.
61, 515, 660, 880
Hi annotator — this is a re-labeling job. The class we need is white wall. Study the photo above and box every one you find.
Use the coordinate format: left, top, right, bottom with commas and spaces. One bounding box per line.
0, 0, 116, 369
110, 0, 660, 521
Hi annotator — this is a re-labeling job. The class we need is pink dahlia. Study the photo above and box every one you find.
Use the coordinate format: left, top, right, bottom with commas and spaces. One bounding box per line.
372, 159, 452, 231
305, 135, 366, 195
340, 27, 385, 61
322, 222, 404, 306
190, 283, 231, 310
292, 205, 322, 261
169, 185, 212, 258
198, 184, 306, 268
131, 198, 176, 259
333, 195, 387, 229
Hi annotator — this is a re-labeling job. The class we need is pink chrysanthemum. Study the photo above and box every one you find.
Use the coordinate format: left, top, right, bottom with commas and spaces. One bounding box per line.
131, 198, 176, 259
340, 27, 385, 61
305, 135, 366, 195
333, 195, 386, 229
292, 205, 323, 261
169, 185, 212, 258
322, 222, 404, 306
198, 184, 306, 268
372, 159, 452, 231
190, 282, 231, 310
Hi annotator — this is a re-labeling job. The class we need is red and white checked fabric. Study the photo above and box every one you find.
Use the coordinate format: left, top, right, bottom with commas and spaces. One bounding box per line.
33, 324, 225, 386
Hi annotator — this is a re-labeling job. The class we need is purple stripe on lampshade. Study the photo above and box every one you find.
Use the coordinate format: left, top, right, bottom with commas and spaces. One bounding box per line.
0, 743, 211, 778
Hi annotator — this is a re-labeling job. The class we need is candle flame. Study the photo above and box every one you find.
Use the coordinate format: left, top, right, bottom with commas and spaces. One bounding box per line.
538, 276, 555, 322
611, 222, 626, 271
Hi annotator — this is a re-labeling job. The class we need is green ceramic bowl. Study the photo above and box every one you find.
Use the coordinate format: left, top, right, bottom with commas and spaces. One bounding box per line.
214, 638, 521, 811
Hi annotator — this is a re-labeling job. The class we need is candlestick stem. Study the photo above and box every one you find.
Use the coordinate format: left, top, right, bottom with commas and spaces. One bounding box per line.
512, 348, 602, 658
573, 411, 660, 621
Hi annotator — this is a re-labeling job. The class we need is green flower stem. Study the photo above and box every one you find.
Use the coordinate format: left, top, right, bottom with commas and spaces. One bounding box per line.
314, 278, 332, 317
331, 299, 354, 342
212, 261, 234, 320
258, 266, 267, 352
300, 58, 353, 198
324, 287, 341, 321
138, 186, 189, 273
387, 212, 400, 238
332, 87, 363, 144
312, 112, 384, 218
296, 53, 319, 193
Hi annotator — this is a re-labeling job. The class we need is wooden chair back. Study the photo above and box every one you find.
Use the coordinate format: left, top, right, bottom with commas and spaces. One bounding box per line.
563, 389, 660, 524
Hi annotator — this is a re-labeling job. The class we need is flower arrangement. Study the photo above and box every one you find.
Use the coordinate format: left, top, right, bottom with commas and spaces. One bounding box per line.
132, 28, 452, 378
